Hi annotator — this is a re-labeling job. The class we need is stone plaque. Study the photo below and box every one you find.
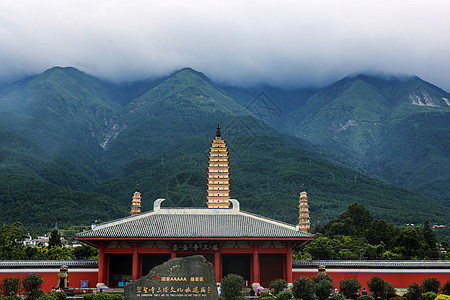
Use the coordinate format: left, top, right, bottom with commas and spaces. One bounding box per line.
124, 255, 218, 300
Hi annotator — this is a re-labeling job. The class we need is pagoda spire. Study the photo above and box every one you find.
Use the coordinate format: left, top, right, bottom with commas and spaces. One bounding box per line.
216, 123, 221, 137
206, 126, 230, 208
298, 187, 310, 232
130, 184, 142, 216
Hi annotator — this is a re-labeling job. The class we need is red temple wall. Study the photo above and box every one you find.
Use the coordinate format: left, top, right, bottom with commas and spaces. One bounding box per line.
0, 269, 98, 294
293, 270, 450, 290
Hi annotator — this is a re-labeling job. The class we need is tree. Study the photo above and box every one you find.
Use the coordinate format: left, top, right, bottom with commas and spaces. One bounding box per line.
0, 276, 21, 296
21, 273, 44, 300
292, 276, 315, 300
406, 282, 422, 300
340, 278, 362, 299
442, 280, 450, 295
421, 277, 441, 294
340, 202, 373, 236
48, 230, 62, 248
73, 244, 98, 260
0, 222, 27, 259
269, 279, 287, 296
313, 273, 334, 300
422, 220, 439, 258
367, 276, 392, 299
221, 274, 244, 300
395, 227, 425, 259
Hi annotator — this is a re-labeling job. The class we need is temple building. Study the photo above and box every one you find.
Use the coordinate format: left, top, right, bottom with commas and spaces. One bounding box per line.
76, 126, 313, 287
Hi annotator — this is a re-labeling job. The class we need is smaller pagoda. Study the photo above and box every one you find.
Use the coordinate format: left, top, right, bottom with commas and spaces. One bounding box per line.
298, 187, 310, 232
206, 124, 231, 208
130, 185, 141, 216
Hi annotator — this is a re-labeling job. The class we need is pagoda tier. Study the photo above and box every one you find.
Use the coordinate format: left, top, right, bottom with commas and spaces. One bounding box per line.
206, 125, 231, 208
298, 190, 310, 233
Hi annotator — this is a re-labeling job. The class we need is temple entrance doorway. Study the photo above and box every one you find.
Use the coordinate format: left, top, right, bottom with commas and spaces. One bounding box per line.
222, 254, 251, 285
108, 254, 132, 287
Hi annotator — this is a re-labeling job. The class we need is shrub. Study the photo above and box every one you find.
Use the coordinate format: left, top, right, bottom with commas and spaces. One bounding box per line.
358, 295, 375, 300
421, 292, 437, 300
367, 276, 392, 299
333, 295, 346, 300
313, 275, 334, 300
389, 297, 406, 300
0, 277, 21, 296
221, 274, 244, 300
442, 281, 450, 295
259, 296, 275, 300
435, 296, 450, 300
422, 278, 441, 294
340, 278, 362, 299
407, 283, 422, 300
292, 276, 314, 300
270, 279, 288, 296
21, 274, 44, 300
37, 293, 67, 300
83, 294, 95, 300
276, 291, 293, 300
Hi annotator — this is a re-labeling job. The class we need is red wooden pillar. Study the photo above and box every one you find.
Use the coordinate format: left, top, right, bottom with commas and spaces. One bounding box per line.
286, 244, 293, 284
132, 243, 139, 281
253, 244, 260, 284
98, 243, 105, 284
171, 252, 176, 259
214, 252, 221, 282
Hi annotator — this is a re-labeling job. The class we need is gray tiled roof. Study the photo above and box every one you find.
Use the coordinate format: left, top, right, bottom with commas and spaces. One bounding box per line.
77, 200, 313, 239
0, 260, 98, 268
293, 260, 450, 268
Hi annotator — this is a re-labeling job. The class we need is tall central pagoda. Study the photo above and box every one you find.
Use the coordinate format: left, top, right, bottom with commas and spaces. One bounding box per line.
206, 124, 231, 208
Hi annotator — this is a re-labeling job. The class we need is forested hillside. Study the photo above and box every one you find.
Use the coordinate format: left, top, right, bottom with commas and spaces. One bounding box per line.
0, 67, 448, 239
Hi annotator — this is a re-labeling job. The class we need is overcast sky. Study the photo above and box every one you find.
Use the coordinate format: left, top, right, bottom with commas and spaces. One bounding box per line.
1, 0, 449, 90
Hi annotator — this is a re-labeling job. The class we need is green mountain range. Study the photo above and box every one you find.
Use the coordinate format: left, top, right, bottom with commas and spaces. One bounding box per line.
0, 67, 448, 237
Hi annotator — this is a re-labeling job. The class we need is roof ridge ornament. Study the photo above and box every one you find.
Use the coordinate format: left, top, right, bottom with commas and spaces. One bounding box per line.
230, 199, 240, 213
216, 123, 221, 137
154, 198, 166, 213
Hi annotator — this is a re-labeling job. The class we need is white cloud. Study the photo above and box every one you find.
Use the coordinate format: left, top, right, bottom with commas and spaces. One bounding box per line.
0, 0, 449, 90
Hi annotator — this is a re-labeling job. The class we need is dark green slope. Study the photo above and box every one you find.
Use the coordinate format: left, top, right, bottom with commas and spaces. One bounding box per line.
0, 66, 124, 181
0, 173, 127, 234
100, 68, 269, 176
0, 131, 95, 190
0, 67, 120, 152
95, 135, 450, 227
285, 75, 450, 205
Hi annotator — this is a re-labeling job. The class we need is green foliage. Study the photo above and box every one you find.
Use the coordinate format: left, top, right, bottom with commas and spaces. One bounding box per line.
48, 230, 62, 248
21, 274, 44, 300
340, 278, 362, 299
435, 295, 450, 300
220, 274, 244, 300
442, 281, 450, 295
407, 282, 423, 300
367, 276, 392, 299
421, 277, 441, 294
332, 295, 346, 300
86, 294, 122, 300
302, 202, 443, 260
0, 222, 27, 259
37, 292, 67, 300
73, 244, 99, 260
313, 273, 334, 300
421, 292, 437, 300
292, 276, 314, 300
270, 279, 288, 296
0, 277, 20, 296
357, 296, 375, 300
276, 291, 293, 300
